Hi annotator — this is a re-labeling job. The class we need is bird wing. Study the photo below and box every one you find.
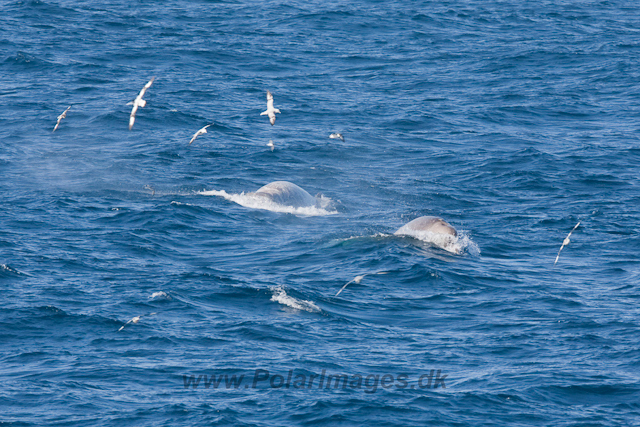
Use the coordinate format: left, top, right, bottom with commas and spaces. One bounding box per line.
138, 77, 155, 98
118, 318, 133, 332
567, 221, 581, 238
266, 91, 274, 109
336, 272, 378, 296
189, 125, 211, 144
129, 104, 139, 130
336, 280, 355, 296
53, 118, 62, 132
554, 245, 564, 266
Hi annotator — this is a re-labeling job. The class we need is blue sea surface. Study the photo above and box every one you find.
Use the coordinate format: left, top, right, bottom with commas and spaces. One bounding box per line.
2, 0, 640, 425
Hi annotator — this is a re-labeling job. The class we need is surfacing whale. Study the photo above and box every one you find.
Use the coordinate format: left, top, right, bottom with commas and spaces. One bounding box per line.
199, 180, 336, 216
252, 181, 317, 208
394, 215, 460, 253
396, 216, 457, 237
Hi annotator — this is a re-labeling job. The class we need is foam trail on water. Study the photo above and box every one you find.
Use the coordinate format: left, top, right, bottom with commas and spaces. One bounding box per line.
270, 287, 320, 313
199, 189, 337, 216
329, 233, 393, 245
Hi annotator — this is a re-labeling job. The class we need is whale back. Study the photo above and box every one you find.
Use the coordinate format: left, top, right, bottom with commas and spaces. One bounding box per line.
254, 181, 317, 208
395, 216, 457, 237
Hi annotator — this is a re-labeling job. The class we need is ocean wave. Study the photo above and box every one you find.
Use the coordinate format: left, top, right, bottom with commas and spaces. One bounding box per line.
0, 264, 28, 276
270, 287, 320, 313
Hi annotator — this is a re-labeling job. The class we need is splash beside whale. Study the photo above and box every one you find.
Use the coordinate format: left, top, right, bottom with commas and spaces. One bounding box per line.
199, 181, 336, 216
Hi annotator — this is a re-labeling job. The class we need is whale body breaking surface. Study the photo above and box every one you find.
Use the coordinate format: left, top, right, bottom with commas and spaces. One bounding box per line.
253, 181, 317, 208
396, 216, 457, 237
199, 181, 336, 216
395, 215, 462, 254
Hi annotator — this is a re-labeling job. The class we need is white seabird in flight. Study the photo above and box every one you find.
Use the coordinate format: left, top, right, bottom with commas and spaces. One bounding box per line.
267, 140, 275, 151
143, 184, 155, 196
336, 271, 388, 296
52, 105, 71, 132
260, 90, 281, 125
189, 124, 212, 145
118, 312, 156, 332
128, 77, 155, 130
329, 133, 344, 142
554, 221, 581, 266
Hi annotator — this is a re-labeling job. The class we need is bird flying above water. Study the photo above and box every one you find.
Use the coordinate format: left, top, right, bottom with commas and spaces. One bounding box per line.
329, 133, 344, 142
52, 105, 71, 132
336, 271, 388, 296
267, 140, 275, 151
189, 124, 212, 145
143, 185, 155, 196
260, 90, 281, 125
129, 77, 155, 130
554, 221, 581, 266
118, 312, 156, 332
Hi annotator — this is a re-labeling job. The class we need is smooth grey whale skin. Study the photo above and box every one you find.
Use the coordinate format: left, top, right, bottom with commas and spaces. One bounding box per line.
395, 216, 458, 237
253, 181, 317, 208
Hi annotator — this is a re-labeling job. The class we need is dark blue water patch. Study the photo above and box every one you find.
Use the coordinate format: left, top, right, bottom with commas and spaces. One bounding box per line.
2, 51, 53, 69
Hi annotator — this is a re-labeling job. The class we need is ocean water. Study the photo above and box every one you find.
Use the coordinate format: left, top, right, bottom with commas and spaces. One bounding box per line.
2, 0, 640, 425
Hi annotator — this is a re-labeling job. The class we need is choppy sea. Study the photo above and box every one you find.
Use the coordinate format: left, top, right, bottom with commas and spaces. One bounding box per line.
2, 0, 640, 425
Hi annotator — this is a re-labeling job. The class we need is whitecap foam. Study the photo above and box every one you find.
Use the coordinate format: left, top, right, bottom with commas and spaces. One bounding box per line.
199, 189, 337, 217
149, 291, 169, 299
270, 287, 320, 313
170, 201, 194, 206
0, 264, 24, 275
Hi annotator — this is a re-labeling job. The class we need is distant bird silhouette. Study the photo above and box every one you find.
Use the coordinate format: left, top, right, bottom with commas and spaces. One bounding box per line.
336, 271, 388, 296
329, 133, 344, 142
554, 221, 581, 266
128, 77, 155, 130
118, 312, 156, 332
52, 106, 71, 132
267, 140, 275, 151
189, 124, 212, 145
143, 185, 155, 196
260, 90, 280, 125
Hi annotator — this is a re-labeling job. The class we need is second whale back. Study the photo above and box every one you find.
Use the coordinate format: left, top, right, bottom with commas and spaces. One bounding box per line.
254, 181, 317, 208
